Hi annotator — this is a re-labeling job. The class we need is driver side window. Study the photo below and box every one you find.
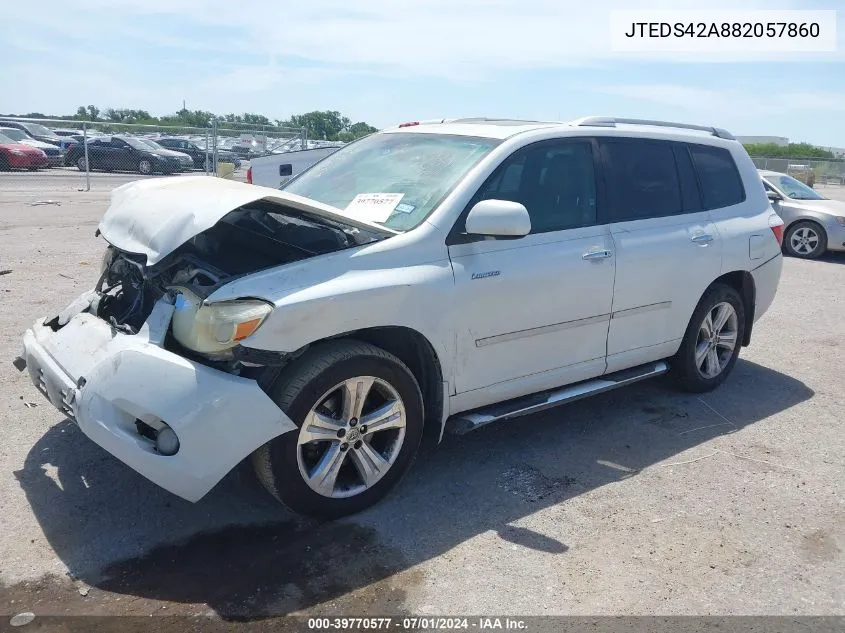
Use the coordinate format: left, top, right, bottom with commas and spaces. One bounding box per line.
478, 140, 597, 234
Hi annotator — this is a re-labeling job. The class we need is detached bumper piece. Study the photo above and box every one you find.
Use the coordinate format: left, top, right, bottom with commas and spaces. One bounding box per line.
21, 297, 297, 502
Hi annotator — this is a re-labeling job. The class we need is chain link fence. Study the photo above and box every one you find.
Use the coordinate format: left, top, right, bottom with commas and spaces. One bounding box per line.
751, 157, 845, 188
0, 116, 307, 194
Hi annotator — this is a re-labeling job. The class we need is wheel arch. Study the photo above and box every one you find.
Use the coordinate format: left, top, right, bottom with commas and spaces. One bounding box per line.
712, 270, 755, 346
341, 326, 446, 446
260, 326, 447, 445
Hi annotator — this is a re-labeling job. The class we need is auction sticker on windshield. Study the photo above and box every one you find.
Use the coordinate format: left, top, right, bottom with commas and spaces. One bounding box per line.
345, 193, 404, 223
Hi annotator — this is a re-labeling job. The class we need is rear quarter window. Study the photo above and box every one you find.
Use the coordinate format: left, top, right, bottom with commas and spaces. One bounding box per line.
688, 144, 745, 210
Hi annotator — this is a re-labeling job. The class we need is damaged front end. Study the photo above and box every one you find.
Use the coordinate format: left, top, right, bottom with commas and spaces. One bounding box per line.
17, 181, 393, 502
88, 198, 385, 369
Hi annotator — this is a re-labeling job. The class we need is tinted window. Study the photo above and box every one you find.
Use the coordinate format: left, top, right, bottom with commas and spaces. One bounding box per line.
602, 140, 682, 221
689, 145, 745, 209
478, 141, 597, 233
673, 145, 703, 212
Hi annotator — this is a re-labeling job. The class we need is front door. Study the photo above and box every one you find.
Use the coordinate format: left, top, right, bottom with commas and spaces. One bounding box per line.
447, 138, 615, 409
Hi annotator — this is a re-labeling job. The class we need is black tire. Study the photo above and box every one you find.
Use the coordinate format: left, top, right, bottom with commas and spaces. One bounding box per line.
783, 220, 827, 259
252, 339, 424, 519
138, 159, 154, 175
670, 283, 746, 393
76, 156, 87, 171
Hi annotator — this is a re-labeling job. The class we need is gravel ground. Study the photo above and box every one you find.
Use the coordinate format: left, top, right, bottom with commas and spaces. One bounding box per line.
1, 177, 843, 622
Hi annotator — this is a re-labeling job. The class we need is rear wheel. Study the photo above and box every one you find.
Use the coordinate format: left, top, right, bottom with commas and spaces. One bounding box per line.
670, 283, 745, 393
76, 156, 87, 171
138, 159, 153, 175
784, 221, 827, 259
252, 340, 424, 519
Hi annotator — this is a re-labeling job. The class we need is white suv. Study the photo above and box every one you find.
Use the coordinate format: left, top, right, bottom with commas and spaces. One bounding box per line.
19, 116, 784, 518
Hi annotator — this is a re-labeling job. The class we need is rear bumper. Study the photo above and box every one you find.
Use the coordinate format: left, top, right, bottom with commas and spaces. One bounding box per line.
751, 253, 783, 322
44, 154, 64, 167
20, 297, 296, 502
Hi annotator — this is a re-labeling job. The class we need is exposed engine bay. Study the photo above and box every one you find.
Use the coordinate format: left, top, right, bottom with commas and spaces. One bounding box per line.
92, 201, 383, 338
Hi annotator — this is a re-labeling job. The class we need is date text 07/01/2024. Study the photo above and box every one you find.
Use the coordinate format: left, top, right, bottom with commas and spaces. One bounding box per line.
307, 616, 528, 630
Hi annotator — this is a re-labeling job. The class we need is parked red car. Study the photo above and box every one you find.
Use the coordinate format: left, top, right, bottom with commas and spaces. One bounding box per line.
0, 132, 49, 170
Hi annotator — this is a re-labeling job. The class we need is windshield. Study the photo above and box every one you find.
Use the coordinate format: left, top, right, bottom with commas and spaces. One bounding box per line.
283, 132, 500, 231
135, 138, 164, 150
0, 128, 27, 141
771, 174, 826, 200
22, 123, 58, 138
0, 133, 16, 144
121, 137, 156, 151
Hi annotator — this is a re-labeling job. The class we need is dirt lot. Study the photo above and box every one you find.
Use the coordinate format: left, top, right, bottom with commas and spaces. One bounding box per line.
1, 175, 843, 623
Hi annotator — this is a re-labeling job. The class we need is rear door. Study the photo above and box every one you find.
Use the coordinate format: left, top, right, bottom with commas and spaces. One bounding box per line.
109, 138, 136, 170
600, 138, 723, 372
86, 138, 112, 169
448, 138, 615, 406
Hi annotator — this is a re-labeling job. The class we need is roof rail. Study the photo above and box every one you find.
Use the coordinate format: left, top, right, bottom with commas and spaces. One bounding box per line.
573, 116, 735, 140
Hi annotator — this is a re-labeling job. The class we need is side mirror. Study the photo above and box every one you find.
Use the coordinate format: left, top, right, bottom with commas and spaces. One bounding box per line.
766, 190, 782, 202
465, 199, 531, 237
279, 163, 293, 177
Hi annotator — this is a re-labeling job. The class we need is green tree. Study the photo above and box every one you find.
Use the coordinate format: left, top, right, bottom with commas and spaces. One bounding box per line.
744, 142, 834, 159
288, 110, 351, 141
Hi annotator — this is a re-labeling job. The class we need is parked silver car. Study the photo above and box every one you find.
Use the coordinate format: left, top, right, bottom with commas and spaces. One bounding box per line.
760, 169, 845, 259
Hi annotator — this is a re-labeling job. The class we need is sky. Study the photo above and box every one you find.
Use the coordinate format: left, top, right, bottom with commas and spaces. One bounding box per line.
1, 0, 843, 146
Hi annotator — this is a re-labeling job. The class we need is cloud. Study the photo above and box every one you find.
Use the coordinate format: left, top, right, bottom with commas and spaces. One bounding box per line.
584, 83, 845, 118
6, 0, 833, 82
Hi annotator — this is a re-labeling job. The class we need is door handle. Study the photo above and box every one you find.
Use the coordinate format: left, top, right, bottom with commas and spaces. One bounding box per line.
690, 233, 714, 245
582, 249, 613, 260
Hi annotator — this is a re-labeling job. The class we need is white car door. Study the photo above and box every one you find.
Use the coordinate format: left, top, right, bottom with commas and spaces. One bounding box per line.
599, 138, 725, 373
447, 138, 615, 410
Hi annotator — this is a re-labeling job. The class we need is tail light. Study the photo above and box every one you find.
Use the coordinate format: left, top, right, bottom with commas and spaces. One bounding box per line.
769, 213, 784, 247
246, 166, 252, 184
398, 121, 420, 128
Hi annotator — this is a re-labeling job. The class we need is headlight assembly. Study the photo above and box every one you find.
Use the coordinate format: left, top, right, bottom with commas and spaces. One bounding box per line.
170, 287, 273, 354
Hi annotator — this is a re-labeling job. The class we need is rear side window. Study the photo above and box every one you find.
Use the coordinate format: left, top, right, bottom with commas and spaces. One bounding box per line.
688, 144, 745, 209
602, 140, 682, 221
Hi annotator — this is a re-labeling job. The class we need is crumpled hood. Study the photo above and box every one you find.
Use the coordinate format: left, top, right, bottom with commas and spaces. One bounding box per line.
98, 176, 397, 266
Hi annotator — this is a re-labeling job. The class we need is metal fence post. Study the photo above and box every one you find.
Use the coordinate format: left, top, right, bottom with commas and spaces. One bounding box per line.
212, 119, 219, 177
205, 129, 210, 175
83, 121, 90, 191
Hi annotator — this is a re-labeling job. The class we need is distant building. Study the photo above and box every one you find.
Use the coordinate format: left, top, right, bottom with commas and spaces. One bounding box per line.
736, 135, 789, 146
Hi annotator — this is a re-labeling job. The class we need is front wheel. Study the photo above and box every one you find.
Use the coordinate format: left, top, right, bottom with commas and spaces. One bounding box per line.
784, 221, 827, 259
138, 159, 153, 175
670, 283, 745, 393
252, 340, 424, 519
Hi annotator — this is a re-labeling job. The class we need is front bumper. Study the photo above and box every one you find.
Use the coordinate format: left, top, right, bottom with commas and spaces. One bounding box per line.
7, 153, 48, 168
822, 219, 845, 252
20, 296, 296, 502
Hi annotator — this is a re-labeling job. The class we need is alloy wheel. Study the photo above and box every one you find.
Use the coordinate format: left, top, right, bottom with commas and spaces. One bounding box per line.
296, 376, 406, 498
695, 302, 739, 379
789, 227, 820, 256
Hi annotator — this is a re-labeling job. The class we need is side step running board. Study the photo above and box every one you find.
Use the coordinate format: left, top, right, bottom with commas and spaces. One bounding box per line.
446, 361, 669, 435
